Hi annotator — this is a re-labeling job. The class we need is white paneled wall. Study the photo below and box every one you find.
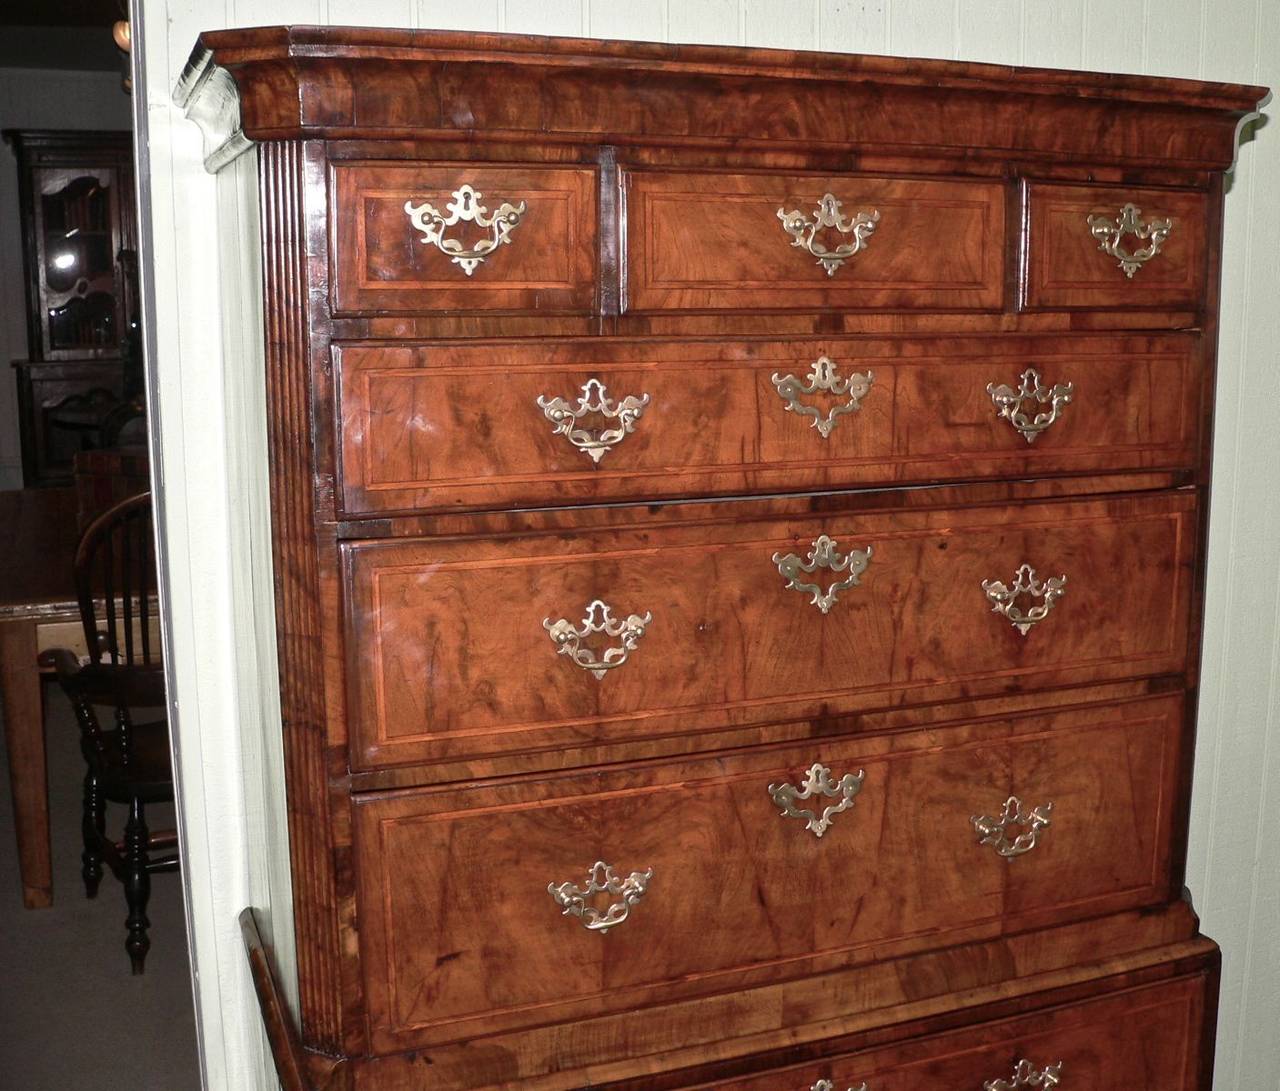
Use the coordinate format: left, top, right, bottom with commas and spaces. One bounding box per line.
133, 2, 1279, 1088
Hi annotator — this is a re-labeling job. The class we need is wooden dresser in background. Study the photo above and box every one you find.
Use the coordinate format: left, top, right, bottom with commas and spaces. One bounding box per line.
178, 27, 1264, 1091
5, 130, 139, 486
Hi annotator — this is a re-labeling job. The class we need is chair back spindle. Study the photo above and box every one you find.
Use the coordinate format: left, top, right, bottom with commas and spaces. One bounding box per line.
75, 491, 158, 670
67, 492, 160, 766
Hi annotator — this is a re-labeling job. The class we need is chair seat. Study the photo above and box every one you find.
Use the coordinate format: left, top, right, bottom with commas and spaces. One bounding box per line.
93, 720, 174, 803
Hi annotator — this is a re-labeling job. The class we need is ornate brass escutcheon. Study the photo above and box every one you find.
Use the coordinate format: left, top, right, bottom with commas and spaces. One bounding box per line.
774, 535, 872, 614
984, 1059, 1064, 1090
768, 763, 866, 839
403, 183, 526, 276
1086, 202, 1172, 278
981, 564, 1067, 635
807, 1081, 869, 1091
772, 356, 874, 439
987, 368, 1074, 444
547, 861, 653, 933
536, 379, 651, 463
543, 599, 652, 680
972, 796, 1054, 858
776, 193, 880, 276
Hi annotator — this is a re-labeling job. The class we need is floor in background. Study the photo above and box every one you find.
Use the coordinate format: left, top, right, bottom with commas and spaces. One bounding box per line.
0, 682, 201, 1090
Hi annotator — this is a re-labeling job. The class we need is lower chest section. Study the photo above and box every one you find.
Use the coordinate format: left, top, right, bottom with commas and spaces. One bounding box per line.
331, 477, 1210, 1087
340, 949, 1216, 1089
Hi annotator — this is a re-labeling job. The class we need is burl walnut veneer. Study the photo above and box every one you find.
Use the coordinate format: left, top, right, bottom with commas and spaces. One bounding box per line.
177, 26, 1265, 1091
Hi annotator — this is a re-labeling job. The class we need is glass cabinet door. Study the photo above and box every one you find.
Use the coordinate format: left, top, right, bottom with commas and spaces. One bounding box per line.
35, 165, 124, 358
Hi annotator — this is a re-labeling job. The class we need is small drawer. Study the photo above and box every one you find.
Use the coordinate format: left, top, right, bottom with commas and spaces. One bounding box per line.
692, 969, 1211, 1090
352, 693, 1185, 1053
1023, 182, 1209, 310
624, 170, 1005, 312
330, 162, 597, 315
343, 490, 1196, 769
334, 332, 1201, 516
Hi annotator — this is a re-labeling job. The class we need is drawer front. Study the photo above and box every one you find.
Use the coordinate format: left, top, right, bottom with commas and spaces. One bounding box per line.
331, 163, 597, 314
1024, 182, 1209, 310
345, 491, 1196, 769
693, 971, 1208, 1090
335, 333, 1199, 516
624, 171, 1005, 312
353, 694, 1184, 1052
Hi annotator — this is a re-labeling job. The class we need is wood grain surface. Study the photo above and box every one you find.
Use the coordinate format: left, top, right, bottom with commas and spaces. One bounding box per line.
1023, 182, 1209, 310
625, 171, 1004, 312
334, 332, 1200, 515
339, 933, 1215, 1089
180, 27, 1264, 172
170, 25, 1258, 1087
352, 693, 1183, 1051
331, 162, 597, 315
689, 971, 1209, 1091
344, 490, 1197, 768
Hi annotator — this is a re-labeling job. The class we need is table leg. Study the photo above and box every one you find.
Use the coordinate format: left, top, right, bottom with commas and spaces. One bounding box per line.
0, 618, 52, 909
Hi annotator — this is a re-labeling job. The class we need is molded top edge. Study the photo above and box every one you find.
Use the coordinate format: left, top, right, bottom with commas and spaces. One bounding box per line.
194, 23, 1267, 113
175, 24, 1268, 173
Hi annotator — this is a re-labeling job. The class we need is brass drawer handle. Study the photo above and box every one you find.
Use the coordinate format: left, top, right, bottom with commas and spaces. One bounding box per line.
537, 379, 651, 463
547, 861, 653, 933
769, 763, 866, 838
987, 368, 1073, 444
774, 535, 872, 614
544, 599, 652, 680
772, 356, 874, 439
1086, 202, 1172, 278
809, 1082, 868, 1091
403, 183, 526, 276
777, 193, 879, 276
984, 1059, 1064, 1089
972, 796, 1054, 858
981, 564, 1066, 635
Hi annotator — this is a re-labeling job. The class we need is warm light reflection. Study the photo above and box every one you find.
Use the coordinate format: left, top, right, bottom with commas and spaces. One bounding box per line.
52, 252, 76, 271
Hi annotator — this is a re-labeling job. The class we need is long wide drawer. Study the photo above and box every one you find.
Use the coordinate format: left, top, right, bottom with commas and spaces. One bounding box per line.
334, 332, 1201, 516
344, 491, 1197, 769
353, 693, 1185, 1053
689, 968, 1212, 1091
624, 170, 1005, 312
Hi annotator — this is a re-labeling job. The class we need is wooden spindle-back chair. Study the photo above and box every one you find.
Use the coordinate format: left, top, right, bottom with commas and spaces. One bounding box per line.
40, 490, 177, 974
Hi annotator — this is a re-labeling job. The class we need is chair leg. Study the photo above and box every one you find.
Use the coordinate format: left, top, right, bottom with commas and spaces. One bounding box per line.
81, 771, 105, 898
123, 797, 152, 975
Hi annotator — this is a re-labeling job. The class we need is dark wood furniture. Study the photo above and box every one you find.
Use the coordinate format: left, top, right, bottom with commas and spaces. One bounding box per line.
0, 486, 79, 908
40, 491, 176, 972
13, 358, 128, 487
242, 907, 313, 1091
0, 460, 154, 911
5, 130, 138, 486
177, 26, 1264, 1090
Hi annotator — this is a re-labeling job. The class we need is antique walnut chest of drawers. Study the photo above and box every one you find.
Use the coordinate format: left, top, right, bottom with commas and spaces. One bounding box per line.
178, 26, 1265, 1091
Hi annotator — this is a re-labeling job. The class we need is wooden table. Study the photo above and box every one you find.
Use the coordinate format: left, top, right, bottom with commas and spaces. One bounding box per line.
0, 487, 79, 909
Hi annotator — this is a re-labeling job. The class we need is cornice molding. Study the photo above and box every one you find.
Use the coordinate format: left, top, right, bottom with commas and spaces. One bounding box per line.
175, 26, 1267, 173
